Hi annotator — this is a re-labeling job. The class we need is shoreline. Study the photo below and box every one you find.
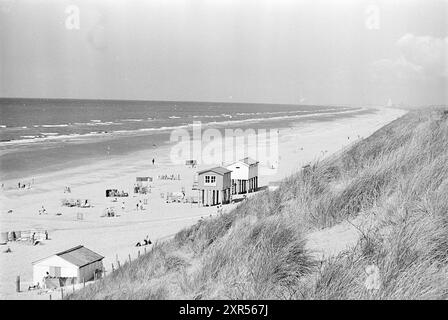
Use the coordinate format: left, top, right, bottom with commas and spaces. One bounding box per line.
0, 106, 371, 182
0, 106, 407, 299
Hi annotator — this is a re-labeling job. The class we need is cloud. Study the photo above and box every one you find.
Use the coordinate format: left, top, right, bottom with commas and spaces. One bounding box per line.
369, 56, 423, 83
367, 33, 447, 105
397, 33, 448, 77
370, 34, 448, 81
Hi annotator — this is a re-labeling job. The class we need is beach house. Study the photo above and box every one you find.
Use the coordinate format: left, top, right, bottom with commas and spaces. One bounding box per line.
32, 245, 104, 287
226, 157, 259, 194
197, 167, 232, 206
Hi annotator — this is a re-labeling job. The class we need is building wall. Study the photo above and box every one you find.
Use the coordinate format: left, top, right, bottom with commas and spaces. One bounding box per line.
198, 171, 232, 206
222, 172, 231, 189
227, 162, 258, 194
226, 162, 249, 180
248, 164, 258, 180
226, 162, 258, 181
78, 261, 104, 282
198, 172, 224, 190
33, 255, 78, 285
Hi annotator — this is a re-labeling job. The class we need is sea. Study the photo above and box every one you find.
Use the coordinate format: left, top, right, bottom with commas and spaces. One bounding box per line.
0, 98, 369, 180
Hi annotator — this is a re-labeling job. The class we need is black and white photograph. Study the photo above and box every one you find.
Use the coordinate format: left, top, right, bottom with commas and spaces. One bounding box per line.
0, 0, 447, 306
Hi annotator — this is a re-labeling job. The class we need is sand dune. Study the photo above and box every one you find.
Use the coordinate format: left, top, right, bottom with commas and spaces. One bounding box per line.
0, 107, 406, 299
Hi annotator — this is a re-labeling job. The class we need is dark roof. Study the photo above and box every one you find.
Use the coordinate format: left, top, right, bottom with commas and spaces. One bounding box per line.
33, 245, 104, 267
136, 176, 151, 181
57, 245, 104, 267
198, 166, 232, 175
241, 157, 259, 165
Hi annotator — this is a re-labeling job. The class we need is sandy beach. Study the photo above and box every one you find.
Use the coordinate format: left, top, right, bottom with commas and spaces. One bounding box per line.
0, 106, 406, 299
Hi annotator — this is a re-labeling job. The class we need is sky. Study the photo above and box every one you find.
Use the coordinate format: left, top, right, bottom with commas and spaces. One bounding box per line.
0, 0, 447, 106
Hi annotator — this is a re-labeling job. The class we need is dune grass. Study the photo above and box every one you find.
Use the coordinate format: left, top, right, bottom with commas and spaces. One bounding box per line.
68, 108, 448, 300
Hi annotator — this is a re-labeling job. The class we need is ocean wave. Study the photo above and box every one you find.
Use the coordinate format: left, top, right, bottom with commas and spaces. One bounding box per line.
121, 118, 144, 122
73, 121, 121, 126
41, 124, 69, 128
4, 126, 29, 130
192, 115, 222, 118
0, 107, 363, 147
205, 107, 364, 127
234, 108, 341, 116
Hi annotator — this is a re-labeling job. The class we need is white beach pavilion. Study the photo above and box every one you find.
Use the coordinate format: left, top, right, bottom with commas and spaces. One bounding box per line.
32, 245, 104, 287
226, 157, 259, 194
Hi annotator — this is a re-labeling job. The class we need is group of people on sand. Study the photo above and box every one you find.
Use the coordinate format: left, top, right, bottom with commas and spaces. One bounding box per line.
135, 235, 152, 247
30, 231, 48, 245
22, 178, 34, 188
38, 205, 47, 215
111, 198, 149, 215
29, 271, 53, 291
17, 181, 32, 189
135, 199, 148, 211
106, 207, 116, 217
158, 174, 181, 180
0, 178, 35, 190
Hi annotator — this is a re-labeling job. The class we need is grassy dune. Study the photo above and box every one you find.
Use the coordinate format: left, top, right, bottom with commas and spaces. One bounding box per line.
69, 108, 448, 300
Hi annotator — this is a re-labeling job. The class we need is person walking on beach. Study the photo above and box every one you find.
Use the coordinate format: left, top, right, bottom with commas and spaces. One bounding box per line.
152, 158, 155, 166
139, 200, 143, 211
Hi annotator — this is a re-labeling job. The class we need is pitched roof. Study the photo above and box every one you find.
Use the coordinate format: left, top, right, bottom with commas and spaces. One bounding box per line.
241, 157, 259, 165
33, 245, 104, 267
136, 176, 151, 181
198, 166, 232, 175
227, 157, 259, 167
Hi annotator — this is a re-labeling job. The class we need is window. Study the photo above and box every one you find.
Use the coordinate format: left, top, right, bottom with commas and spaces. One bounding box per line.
204, 175, 216, 186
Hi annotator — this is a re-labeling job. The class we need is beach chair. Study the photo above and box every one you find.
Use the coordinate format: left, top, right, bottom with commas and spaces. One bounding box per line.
80, 200, 91, 208
61, 198, 73, 207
